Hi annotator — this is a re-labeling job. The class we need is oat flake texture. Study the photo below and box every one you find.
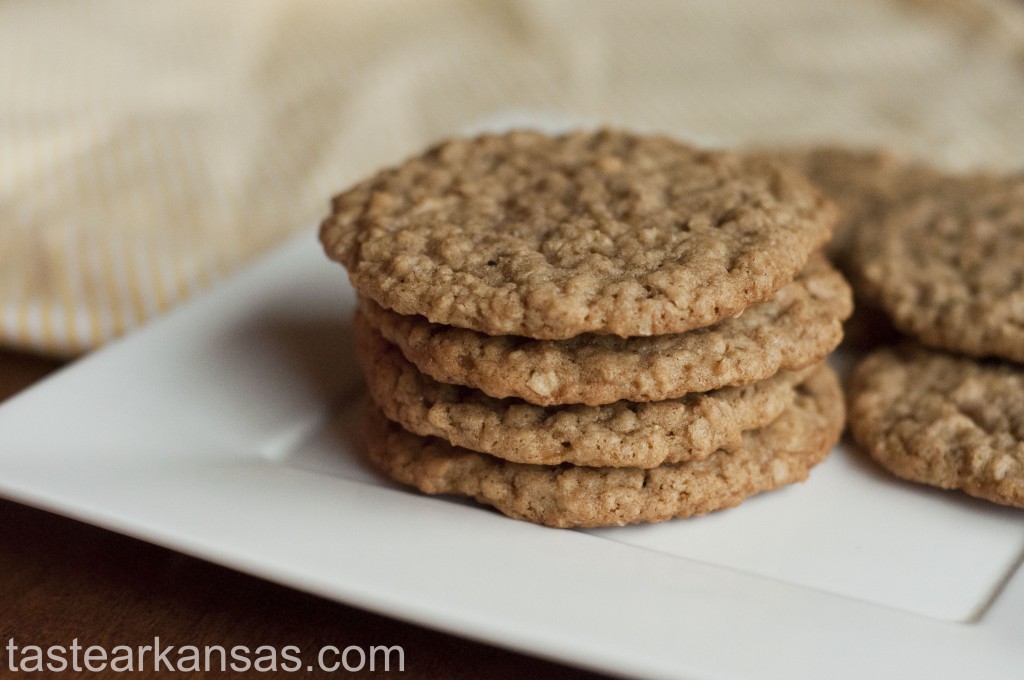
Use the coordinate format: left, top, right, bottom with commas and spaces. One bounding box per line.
322, 130, 836, 339
853, 173, 1024, 363
363, 365, 844, 528
359, 254, 851, 405
355, 315, 816, 468
849, 344, 1024, 509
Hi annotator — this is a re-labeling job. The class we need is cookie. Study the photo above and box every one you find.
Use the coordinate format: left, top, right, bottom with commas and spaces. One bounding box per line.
362, 365, 844, 528
848, 345, 1024, 509
852, 173, 1024, 363
356, 314, 815, 468
772, 147, 941, 265
360, 254, 851, 405
322, 130, 838, 339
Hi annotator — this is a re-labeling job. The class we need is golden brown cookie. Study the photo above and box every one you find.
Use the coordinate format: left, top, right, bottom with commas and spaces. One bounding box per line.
852, 173, 1024, 363
362, 365, 844, 528
322, 130, 837, 339
359, 254, 851, 405
355, 314, 815, 468
848, 344, 1024, 509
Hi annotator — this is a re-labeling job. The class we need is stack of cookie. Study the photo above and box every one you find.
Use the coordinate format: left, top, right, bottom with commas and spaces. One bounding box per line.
321, 130, 852, 527
831, 168, 1024, 510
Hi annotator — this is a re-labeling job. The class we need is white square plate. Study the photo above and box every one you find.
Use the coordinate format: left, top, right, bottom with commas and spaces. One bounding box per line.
1, 232, 1022, 680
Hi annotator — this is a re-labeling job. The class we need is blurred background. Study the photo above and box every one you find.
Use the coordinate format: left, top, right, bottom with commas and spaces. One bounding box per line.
2, 0, 1024, 357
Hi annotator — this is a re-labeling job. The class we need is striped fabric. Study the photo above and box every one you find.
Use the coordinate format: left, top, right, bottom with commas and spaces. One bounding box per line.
1, 0, 1023, 356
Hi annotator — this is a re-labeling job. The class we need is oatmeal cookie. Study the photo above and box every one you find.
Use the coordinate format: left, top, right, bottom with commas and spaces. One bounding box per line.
356, 315, 814, 468
849, 344, 1024, 509
323, 130, 837, 339
363, 365, 844, 528
852, 173, 1024, 363
360, 254, 851, 405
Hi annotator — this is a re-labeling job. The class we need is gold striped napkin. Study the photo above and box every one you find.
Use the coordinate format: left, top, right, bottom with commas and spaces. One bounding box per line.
2, 0, 1023, 356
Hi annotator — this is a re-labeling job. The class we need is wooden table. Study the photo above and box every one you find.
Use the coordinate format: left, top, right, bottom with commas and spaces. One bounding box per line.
0, 350, 606, 679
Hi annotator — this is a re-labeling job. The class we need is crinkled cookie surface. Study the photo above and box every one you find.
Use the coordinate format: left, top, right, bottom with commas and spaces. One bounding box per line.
323, 130, 837, 339
849, 345, 1024, 509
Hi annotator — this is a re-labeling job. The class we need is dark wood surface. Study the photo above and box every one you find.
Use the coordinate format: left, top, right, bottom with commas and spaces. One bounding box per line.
0, 350, 608, 679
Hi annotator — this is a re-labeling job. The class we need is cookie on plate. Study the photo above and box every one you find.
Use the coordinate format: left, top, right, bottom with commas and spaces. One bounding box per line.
356, 315, 815, 468
363, 365, 844, 528
848, 344, 1023, 509
852, 173, 1024, 363
359, 254, 851, 405
322, 130, 837, 339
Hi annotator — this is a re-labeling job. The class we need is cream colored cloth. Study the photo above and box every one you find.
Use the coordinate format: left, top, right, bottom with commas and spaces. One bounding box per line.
2, 0, 1023, 356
